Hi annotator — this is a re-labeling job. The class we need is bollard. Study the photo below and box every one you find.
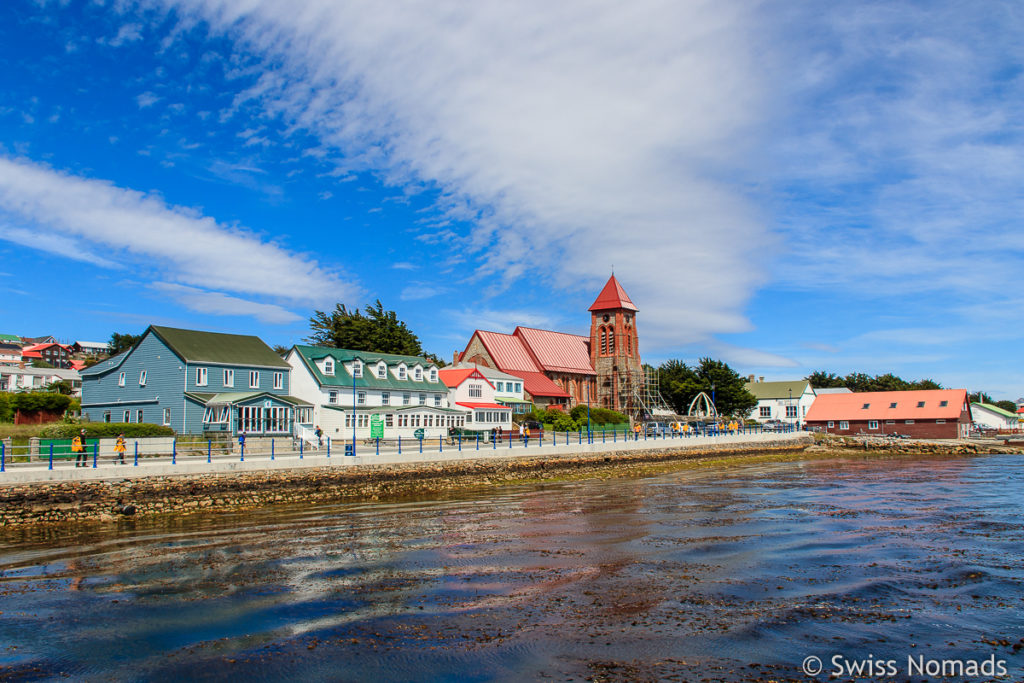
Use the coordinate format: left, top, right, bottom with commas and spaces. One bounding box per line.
93, 443, 98, 469
172, 444, 176, 466
602, 429, 606, 443
476, 433, 480, 451
613, 429, 616, 443
300, 439, 303, 458
1, 442, 4, 472
578, 429, 582, 445
398, 435, 402, 454
419, 437, 423, 454
458, 434, 462, 452
439, 436, 442, 453
327, 437, 331, 457
376, 437, 380, 456
493, 434, 496, 450
134, 442, 139, 467
49, 443, 54, 470
241, 440, 245, 462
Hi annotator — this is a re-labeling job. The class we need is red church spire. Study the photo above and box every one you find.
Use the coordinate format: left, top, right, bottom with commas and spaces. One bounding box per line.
588, 274, 638, 312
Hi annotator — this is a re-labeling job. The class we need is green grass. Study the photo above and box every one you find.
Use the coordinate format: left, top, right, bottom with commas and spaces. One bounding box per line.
0, 424, 51, 439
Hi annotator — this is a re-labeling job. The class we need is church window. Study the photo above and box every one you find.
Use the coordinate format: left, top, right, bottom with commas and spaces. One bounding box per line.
608, 329, 615, 354
626, 327, 632, 355
600, 327, 608, 355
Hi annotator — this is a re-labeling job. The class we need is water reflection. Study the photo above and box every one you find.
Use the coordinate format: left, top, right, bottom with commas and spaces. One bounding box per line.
1, 454, 1022, 681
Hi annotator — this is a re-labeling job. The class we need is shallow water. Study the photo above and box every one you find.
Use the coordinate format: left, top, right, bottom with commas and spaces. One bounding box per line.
1, 454, 1023, 681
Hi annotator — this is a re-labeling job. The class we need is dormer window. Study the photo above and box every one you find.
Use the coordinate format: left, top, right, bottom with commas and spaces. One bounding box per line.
377, 363, 386, 379
323, 358, 334, 375
889, 402, 897, 408
861, 403, 870, 409
939, 400, 948, 407
916, 401, 925, 408
352, 361, 362, 378
398, 366, 407, 380
414, 367, 422, 381
429, 369, 437, 382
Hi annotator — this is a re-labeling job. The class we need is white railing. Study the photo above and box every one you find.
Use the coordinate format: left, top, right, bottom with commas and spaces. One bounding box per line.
294, 424, 321, 450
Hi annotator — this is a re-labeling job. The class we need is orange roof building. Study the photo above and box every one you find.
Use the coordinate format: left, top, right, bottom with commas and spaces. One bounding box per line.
805, 389, 972, 439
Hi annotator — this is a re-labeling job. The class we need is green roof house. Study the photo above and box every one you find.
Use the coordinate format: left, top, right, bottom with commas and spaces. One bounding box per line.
744, 379, 816, 426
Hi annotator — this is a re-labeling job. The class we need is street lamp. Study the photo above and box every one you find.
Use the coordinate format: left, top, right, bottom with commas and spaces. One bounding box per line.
710, 383, 716, 413
586, 380, 592, 442
788, 387, 793, 430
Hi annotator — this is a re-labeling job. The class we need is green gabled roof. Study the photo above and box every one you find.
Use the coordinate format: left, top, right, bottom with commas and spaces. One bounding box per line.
972, 402, 1020, 419
744, 380, 811, 401
150, 325, 289, 368
0, 333, 20, 343
185, 391, 312, 406
292, 345, 445, 392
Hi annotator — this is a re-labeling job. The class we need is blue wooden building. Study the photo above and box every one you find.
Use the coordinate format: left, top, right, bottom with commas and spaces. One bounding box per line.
80, 326, 312, 435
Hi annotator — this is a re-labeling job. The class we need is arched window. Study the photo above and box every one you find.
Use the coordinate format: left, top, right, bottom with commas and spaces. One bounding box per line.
608, 328, 615, 354
600, 327, 608, 355
626, 327, 632, 355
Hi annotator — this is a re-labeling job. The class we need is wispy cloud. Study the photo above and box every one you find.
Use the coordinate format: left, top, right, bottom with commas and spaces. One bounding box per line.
0, 156, 359, 316
150, 283, 302, 324
151, 0, 772, 349
135, 91, 160, 109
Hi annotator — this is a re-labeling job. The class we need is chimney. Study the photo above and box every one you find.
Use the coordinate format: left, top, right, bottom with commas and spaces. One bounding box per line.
747, 374, 755, 382
453, 350, 461, 365
759, 376, 765, 382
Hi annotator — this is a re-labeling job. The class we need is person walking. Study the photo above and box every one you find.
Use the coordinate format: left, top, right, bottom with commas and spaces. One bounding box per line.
72, 431, 85, 467
314, 425, 323, 449
114, 433, 127, 465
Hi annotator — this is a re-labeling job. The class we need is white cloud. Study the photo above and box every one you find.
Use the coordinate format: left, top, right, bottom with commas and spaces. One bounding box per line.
0, 156, 359, 311
447, 307, 561, 336
135, 91, 160, 109
150, 0, 772, 349
399, 283, 448, 301
150, 283, 302, 324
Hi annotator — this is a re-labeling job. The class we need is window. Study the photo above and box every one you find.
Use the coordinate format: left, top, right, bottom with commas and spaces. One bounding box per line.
839, 421, 849, 430
469, 383, 483, 398
224, 369, 234, 387
939, 400, 948, 407
786, 405, 798, 418
496, 381, 504, 392
916, 401, 925, 408
136, 409, 143, 423
329, 390, 338, 404
889, 402, 897, 408
419, 394, 426, 405
759, 406, 771, 418
936, 419, 946, 424
162, 408, 170, 425
273, 372, 283, 390
249, 371, 259, 388
885, 420, 895, 424
377, 363, 386, 379
403, 393, 410, 405
352, 361, 362, 378
868, 420, 879, 429
414, 367, 422, 381
139, 370, 147, 386
357, 391, 366, 405
861, 403, 870, 409
385, 415, 394, 427
297, 407, 312, 424
324, 358, 334, 375
430, 369, 437, 382
434, 395, 442, 407
381, 392, 390, 405
123, 410, 130, 423
905, 419, 915, 424
827, 421, 834, 428
515, 383, 521, 393
196, 367, 208, 386
118, 372, 126, 387
103, 411, 111, 423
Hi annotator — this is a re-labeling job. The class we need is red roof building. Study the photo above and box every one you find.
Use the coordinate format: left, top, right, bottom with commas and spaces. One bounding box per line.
457, 274, 644, 413
805, 389, 972, 439
21, 342, 73, 369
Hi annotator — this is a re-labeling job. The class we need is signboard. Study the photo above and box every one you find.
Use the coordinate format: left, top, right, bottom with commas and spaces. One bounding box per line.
413, 428, 425, 440
370, 414, 384, 438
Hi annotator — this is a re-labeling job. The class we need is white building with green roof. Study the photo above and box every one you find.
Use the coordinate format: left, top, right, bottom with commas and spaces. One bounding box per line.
970, 402, 1021, 431
744, 379, 816, 427
287, 345, 465, 443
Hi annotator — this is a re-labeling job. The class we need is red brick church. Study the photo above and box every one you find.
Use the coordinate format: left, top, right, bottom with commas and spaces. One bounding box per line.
456, 275, 647, 413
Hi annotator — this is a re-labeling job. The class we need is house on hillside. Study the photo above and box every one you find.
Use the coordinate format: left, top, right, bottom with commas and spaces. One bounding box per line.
745, 379, 816, 427
287, 345, 463, 442
73, 341, 109, 357
0, 343, 22, 366
0, 366, 82, 395
438, 367, 512, 434
970, 403, 1020, 431
805, 389, 972, 439
21, 342, 73, 369
81, 326, 310, 435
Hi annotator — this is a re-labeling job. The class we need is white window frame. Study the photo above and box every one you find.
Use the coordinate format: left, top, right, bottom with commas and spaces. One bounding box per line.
759, 406, 771, 418
403, 393, 410, 405
414, 367, 422, 381
139, 370, 147, 386
839, 420, 849, 430
162, 408, 171, 425
936, 419, 946, 424
249, 370, 259, 389
273, 372, 283, 390
329, 390, 338, 404
352, 361, 362, 378
377, 363, 386, 379
434, 395, 442, 407
827, 421, 835, 428
323, 358, 334, 375
137, 409, 143, 423
196, 367, 208, 387
357, 391, 366, 405
224, 368, 234, 387
429, 369, 437, 382
381, 392, 390, 405
419, 393, 426, 405
118, 371, 126, 387
905, 419, 915, 424
398, 366, 407, 380
785, 405, 798, 418
868, 420, 879, 429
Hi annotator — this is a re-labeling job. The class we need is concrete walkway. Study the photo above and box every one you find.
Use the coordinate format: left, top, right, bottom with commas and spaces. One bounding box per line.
0, 431, 809, 485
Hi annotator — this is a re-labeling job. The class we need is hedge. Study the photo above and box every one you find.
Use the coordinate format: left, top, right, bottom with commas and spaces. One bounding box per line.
6, 392, 72, 414
38, 423, 175, 439
0, 393, 11, 423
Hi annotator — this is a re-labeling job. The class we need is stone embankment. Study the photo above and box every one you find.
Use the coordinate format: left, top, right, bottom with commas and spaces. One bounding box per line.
807, 434, 1017, 456
1, 438, 810, 527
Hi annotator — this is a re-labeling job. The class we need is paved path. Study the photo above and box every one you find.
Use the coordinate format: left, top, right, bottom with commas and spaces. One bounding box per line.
0, 431, 808, 485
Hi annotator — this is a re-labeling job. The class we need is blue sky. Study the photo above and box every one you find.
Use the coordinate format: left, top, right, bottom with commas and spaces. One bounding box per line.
1, 0, 1022, 399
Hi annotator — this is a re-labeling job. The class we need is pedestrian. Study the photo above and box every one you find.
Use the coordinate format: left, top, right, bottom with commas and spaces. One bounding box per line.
315, 425, 323, 448
114, 432, 127, 465
71, 431, 85, 467
518, 422, 525, 441
496, 425, 503, 442
490, 426, 496, 442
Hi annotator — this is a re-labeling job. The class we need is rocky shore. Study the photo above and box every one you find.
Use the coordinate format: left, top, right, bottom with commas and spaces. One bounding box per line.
0, 435, 1017, 528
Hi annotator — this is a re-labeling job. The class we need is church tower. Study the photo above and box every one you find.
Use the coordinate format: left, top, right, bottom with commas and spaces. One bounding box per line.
588, 275, 644, 413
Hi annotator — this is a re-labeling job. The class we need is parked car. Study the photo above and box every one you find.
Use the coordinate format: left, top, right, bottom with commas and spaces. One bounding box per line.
760, 419, 786, 432
645, 421, 668, 436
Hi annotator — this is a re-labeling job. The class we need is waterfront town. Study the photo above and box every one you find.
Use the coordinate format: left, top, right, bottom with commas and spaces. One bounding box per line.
2, 275, 1021, 448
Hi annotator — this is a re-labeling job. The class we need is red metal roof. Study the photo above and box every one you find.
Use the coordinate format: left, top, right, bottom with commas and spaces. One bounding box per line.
438, 368, 491, 389
473, 331, 541, 373
508, 371, 571, 398
21, 350, 43, 359
456, 402, 511, 410
588, 274, 638, 312
805, 389, 969, 422
513, 327, 596, 375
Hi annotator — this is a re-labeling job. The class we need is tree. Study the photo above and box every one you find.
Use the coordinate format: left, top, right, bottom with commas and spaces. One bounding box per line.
31, 359, 55, 369
968, 391, 994, 405
272, 344, 290, 357
657, 358, 756, 417
306, 300, 423, 355
806, 370, 943, 392
46, 380, 73, 395
805, 371, 845, 388
996, 400, 1018, 413
109, 332, 142, 355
